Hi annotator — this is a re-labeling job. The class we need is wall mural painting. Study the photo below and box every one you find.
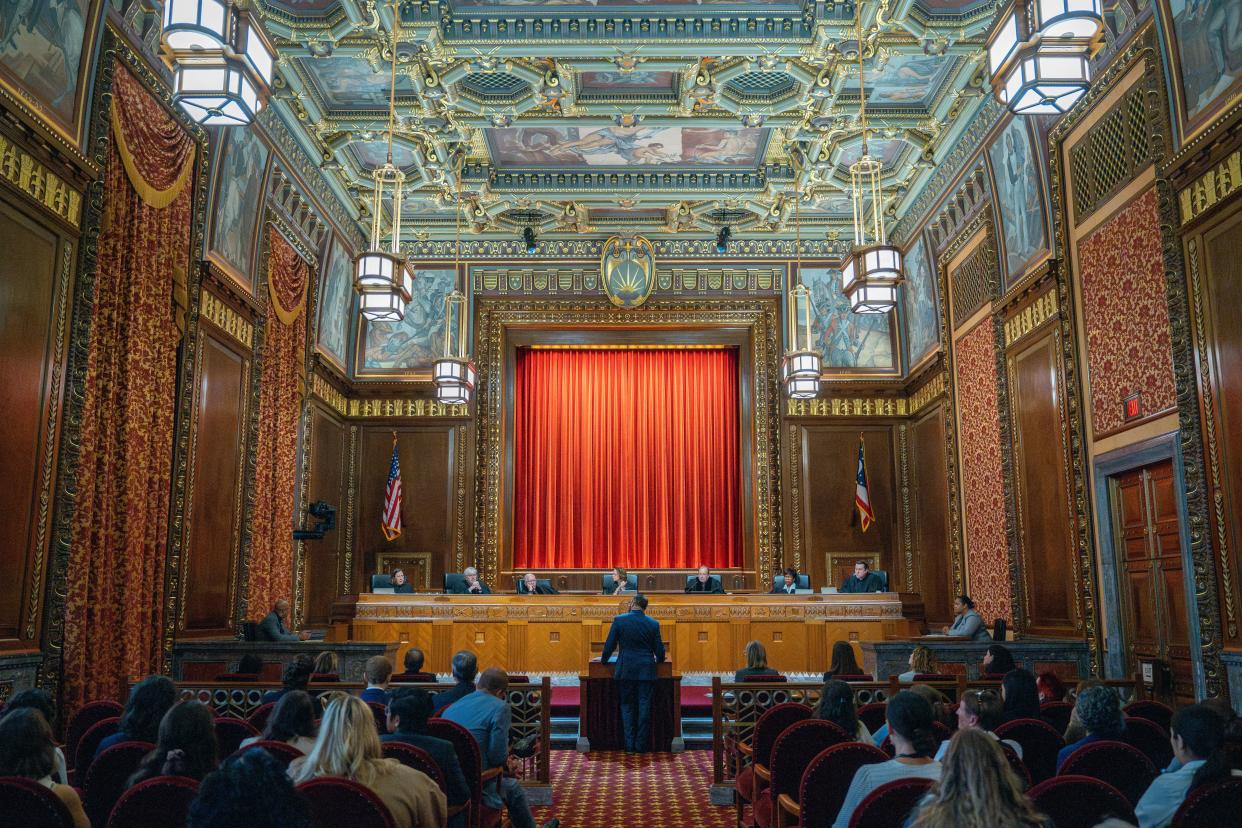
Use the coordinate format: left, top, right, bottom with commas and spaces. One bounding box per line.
1163, 0, 1242, 133
801, 267, 896, 371
317, 235, 353, 368
987, 118, 1047, 282
0, 0, 96, 141
903, 237, 940, 366
360, 268, 457, 376
296, 56, 418, 110
209, 127, 270, 287
844, 55, 957, 107
487, 126, 768, 169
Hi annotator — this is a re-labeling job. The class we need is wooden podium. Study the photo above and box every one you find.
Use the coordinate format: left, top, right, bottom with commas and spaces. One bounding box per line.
578, 657, 683, 753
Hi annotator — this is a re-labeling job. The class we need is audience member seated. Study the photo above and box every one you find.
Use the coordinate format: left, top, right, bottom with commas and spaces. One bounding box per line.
935, 689, 1022, 761
1000, 668, 1042, 723
128, 700, 219, 788
361, 656, 394, 705
1133, 703, 1233, 828
432, 651, 479, 711
814, 679, 873, 743
290, 695, 446, 828
310, 651, 339, 681
982, 644, 1016, 677
392, 647, 437, 682
685, 565, 724, 594
97, 674, 177, 758
908, 728, 1048, 828
3, 689, 68, 784
261, 657, 323, 717
518, 572, 559, 594
604, 566, 635, 595
237, 654, 264, 676
771, 566, 803, 594
440, 668, 558, 828
257, 599, 311, 641
384, 688, 470, 826
939, 594, 990, 641
898, 646, 936, 682
188, 748, 311, 828
240, 690, 317, 755
1063, 678, 1104, 743
390, 568, 415, 594
0, 707, 89, 828
449, 567, 492, 594
1057, 685, 1125, 772
839, 560, 885, 593
831, 690, 943, 828
734, 640, 781, 682
1036, 672, 1067, 703
871, 684, 952, 748
823, 641, 866, 681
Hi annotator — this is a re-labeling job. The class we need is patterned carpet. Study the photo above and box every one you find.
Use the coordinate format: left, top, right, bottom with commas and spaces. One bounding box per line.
531, 750, 733, 827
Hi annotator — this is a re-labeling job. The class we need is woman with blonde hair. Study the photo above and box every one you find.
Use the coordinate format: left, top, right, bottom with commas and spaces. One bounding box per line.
909, 728, 1047, 828
290, 695, 446, 828
311, 651, 339, 678
898, 646, 936, 682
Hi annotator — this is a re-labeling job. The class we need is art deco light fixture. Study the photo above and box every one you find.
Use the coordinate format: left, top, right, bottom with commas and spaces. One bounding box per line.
782, 179, 821, 400
354, 3, 413, 322
161, 0, 275, 126
841, 6, 902, 315
433, 163, 477, 406
986, 0, 1103, 115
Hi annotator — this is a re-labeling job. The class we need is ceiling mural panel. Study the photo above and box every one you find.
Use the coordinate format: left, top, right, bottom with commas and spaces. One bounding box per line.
449, 0, 799, 7
346, 141, 420, 172
841, 54, 960, 108
294, 56, 418, 111
576, 71, 679, 99
486, 126, 769, 169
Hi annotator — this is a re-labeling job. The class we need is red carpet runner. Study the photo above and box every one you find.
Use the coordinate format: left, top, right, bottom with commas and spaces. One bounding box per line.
531, 750, 733, 827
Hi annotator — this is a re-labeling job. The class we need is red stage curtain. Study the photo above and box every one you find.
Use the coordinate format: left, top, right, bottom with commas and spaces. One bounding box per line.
64, 65, 195, 713
512, 347, 741, 570
246, 228, 308, 617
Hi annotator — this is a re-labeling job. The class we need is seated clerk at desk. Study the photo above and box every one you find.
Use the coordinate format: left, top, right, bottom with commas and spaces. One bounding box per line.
450, 566, 492, 595
771, 566, 802, 594
685, 565, 724, 594
517, 573, 558, 595
839, 560, 885, 593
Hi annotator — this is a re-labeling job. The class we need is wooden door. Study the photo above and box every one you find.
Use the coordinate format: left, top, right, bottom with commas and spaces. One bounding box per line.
1111, 460, 1193, 705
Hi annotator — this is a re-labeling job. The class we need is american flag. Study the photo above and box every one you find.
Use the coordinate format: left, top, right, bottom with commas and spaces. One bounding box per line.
382, 435, 403, 541
855, 434, 875, 532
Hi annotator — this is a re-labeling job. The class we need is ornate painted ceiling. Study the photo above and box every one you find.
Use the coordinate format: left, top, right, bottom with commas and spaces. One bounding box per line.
256, 0, 999, 244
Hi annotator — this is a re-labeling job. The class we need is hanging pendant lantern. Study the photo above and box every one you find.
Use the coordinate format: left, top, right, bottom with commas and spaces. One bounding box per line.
782, 175, 821, 399
433, 291, 476, 405
986, 0, 1102, 116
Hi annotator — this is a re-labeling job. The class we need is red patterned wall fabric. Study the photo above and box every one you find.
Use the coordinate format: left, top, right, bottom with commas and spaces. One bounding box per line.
246, 228, 308, 617
110, 66, 195, 207
954, 320, 1013, 622
1078, 187, 1176, 436
63, 65, 194, 713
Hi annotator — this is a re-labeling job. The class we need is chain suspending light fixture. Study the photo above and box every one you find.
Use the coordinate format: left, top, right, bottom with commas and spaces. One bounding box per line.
354, 2, 413, 322
161, 0, 275, 126
782, 177, 821, 399
841, 5, 902, 315
986, 0, 1103, 116
433, 161, 477, 405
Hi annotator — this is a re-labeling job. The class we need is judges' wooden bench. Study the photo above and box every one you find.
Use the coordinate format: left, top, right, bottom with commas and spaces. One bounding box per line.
329, 592, 924, 675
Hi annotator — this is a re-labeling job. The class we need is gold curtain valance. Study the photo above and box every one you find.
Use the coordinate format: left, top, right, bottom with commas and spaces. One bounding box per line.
109, 65, 195, 209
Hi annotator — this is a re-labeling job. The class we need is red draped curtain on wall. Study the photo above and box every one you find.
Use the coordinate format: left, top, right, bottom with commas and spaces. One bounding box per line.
64, 65, 196, 712
512, 347, 741, 569
246, 228, 309, 617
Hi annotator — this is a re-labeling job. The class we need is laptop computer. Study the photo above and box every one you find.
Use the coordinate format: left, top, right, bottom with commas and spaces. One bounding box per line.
820, 587, 839, 594
793, 588, 814, 595
372, 587, 396, 594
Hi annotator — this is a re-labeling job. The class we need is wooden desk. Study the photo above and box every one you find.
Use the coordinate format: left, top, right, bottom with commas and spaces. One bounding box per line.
579, 659, 682, 753
331, 593, 923, 675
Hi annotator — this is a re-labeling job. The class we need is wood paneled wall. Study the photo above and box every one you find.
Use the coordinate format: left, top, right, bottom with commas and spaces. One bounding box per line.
302, 402, 350, 625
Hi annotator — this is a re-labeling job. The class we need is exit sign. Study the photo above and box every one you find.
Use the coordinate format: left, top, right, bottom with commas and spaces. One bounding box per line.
1124, 392, 1143, 422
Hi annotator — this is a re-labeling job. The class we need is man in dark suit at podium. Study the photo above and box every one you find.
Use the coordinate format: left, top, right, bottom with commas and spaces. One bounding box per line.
601, 594, 664, 753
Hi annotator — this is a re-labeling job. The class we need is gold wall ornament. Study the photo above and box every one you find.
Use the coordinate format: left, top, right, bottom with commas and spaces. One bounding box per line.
783, 372, 947, 419
310, 372, 348, 417
601, 234, 657, 309
200, 290, 255, 348
347, 398, 469, 418
1003, 290, 1059, 346
1178, 148, 1242, 227
0, 133, 83, 227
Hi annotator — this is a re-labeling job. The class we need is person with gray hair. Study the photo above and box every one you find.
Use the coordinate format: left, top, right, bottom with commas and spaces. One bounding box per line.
450, 566, 492, 594
432, 650, 479, 711
1056, 685, 1125, 771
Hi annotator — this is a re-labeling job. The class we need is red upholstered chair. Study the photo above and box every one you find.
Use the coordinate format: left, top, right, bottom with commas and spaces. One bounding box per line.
780, 741, 888, 828
105, 774, 199, 828
1123, 716, 1174, 770
1040, 701, 1074, 734
297, 776, 397, 828
74, 717, 121, 783
213, 717, 259, 760
65, 700, 123, 768
1124, 700, 1174, 734
1172, 778, 1242, 827
1028, 774, 1136, 828
382, 742, 445, 789
1057, 740, 1156, 807
247, 702, 276, 733
735, 702, 812, 827
998, 741, 1032, 790
0, 775, 77, 827
846, 777, 934, 828
83, 741, 155, 827
754, 720, 850, 828
366, 701, 389, 735
238, 739, 305, 768
857, 703, 887, 736
994, 717, 1065, 784
427, 716, 503, 828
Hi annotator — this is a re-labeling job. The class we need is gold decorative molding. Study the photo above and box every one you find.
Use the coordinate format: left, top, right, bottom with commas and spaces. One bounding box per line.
347, 398, 470, 418
785, 372, 947, 419
1178, 148, 1242, 226
200, 291, 254, 348
909, 372, 948, 415
311, 373, 348, 417
1004, 290, 1059, 347
0, 133, 83, 227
